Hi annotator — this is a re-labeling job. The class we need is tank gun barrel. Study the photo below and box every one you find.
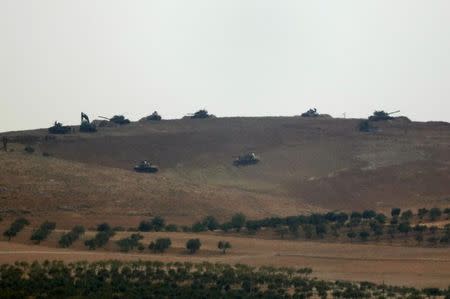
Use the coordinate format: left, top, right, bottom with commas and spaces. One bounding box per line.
388, 110, 400, 115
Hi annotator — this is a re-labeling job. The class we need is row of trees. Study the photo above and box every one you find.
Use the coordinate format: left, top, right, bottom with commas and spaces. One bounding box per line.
0, 260, 448, 298
30, 221, 56, 244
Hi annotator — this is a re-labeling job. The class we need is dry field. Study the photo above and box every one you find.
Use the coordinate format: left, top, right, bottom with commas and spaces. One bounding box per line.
1, 117, 450, 288
0, 230, 449, 288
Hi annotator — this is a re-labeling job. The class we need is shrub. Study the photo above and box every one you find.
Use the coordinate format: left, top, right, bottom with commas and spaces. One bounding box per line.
362, 210, 376, 219
24, 146, 35, 154
59, 225, 85, 248
138, 220, 153, 232
3, 218, 30, 240
429, 208, 442, 221
165, 224, 178, 232
97, 223, 111, 232
85, 230, 115, 250
391, 208, 401, 217
30, 221, 56, 244
359, 231, 370, 242
151, 216, 165, 231
231, 213, 246, 232
149, 238, 171, 253
201, 216, 220, 231
218, 241, 231, 254
186, 238, 201, 254
191, 222, 207, 233
116, 234, 144, 252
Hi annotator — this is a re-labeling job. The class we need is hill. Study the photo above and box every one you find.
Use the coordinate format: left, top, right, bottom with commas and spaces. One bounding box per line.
1, 116, 450, 224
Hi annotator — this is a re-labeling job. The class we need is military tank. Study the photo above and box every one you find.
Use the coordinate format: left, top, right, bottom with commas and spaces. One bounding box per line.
146, 111, 162, 121
233, 153, 260, 166
134, 160, 159, 173
48, 121, 71, 134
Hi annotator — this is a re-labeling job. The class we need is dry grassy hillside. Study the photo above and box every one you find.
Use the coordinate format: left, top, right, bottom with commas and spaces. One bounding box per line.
1, 117, 450, 223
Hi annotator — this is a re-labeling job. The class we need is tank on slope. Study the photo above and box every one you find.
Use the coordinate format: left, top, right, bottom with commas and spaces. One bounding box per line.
233, 152, 260, 166
134, 160, 159, 173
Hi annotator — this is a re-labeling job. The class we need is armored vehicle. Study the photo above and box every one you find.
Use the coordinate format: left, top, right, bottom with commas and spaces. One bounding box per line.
233, 153, 260, 166
134, 160, 159, 173
368, 110, 400, 121
146, 111, 162, 121
301, 108, 319, 117
48, 122, 71, 134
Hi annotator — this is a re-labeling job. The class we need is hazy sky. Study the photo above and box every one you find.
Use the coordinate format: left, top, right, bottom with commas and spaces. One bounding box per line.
1, 1, 450, 132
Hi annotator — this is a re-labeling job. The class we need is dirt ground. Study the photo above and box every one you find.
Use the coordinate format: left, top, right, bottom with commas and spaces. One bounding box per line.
1, 231, 449, 288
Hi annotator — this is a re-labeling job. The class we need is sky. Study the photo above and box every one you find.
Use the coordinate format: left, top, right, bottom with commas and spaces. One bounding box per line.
1, 0, 450, 132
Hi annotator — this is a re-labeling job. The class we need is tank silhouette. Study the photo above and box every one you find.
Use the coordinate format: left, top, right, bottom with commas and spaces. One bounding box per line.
233, 153, 260, 166
146, 111, 162, 121
134, 160, 159, 173
368, 110, 400, 121
48, 121, 71, 134
301, 108, 319, 117
191, 109, 212, 119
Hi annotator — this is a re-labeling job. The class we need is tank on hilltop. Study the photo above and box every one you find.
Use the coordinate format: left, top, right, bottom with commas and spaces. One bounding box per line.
233, 152, 260, 166
368, 110, 400, 121
301, 108, 320, 117
191, 109, 215, 119
134, 160, 159, 173
48, 121, 71, 134
146, 111, 162, 121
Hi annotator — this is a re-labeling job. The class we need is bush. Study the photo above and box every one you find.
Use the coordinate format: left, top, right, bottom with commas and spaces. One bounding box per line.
201, 216, 220, 231
3, 218, 30, 240
85, 230, 115, 250
24, 146, 35, 154
30, 221, 56, 244
165, 224, 178, 232
97, 223, 111, 232
116, 234, 144, 252
231, 213, 246, 232
218, 241, 231, 254
59, 225, 85, 248
429, 208, 442, 221
138, 220, 153, 232
191, 222, 207, 232
149, 238, 171, 253
151, 216, 165, 231
186, 238, 201, 254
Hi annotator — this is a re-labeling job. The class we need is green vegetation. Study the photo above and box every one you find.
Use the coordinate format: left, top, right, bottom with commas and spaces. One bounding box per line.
30, 221, 56, 244
58, 225, 85, 248
0, 260, 448, 299
138, 216, 165, 232
116, 233, 144, 252
149, 238, 171, 253
218, 240, 231, 254
3, 218, 29, 240
85, 225, 115, 250
186, 238, 201, 254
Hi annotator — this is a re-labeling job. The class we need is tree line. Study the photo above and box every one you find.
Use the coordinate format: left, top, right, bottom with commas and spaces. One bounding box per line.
1, 260, 448, 298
